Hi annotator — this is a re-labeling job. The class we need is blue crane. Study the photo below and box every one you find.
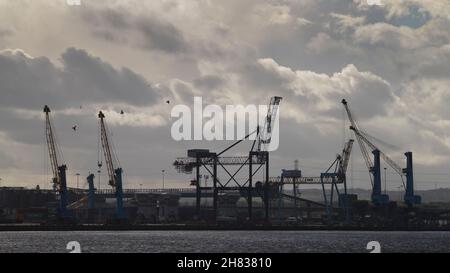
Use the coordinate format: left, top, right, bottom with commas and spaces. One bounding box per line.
272, 139, 354, 223
342, 99, 421, 206
44, 105, 72, 221
86, 173, 96, 210
98, 111, 127, 221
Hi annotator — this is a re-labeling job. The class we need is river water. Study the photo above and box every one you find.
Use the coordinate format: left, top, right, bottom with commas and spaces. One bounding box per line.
0, 230, 449, 253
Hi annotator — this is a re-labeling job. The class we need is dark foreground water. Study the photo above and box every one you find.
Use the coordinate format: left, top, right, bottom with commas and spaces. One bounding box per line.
0, 231, 450, 253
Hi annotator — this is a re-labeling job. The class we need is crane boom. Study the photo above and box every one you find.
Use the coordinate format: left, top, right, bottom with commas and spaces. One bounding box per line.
352, 128, 404, 176
99, 111, 116, 188
258, 96, 282, 152
340, 139, 354, 176
342, 99, 403, 176
44, 105, 60, 183
342, 99, 374, 183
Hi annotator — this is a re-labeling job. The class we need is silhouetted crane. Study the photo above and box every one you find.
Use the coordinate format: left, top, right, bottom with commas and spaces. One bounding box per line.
98, 111, 127, 221
44, 105, 71, 220
342, 99, 420, 206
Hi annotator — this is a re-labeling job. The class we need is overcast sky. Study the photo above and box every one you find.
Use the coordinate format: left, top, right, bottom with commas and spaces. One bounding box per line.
1, 0, 450, 192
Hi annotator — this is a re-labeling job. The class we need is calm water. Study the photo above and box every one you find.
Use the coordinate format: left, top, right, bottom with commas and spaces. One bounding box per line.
0, 231, 450, 253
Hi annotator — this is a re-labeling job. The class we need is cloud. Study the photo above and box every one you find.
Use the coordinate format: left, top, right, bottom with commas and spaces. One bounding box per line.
256, 58, 394, 120
0, 150, 15, 169
353, 21, 448, 49
1, 0, 450, 190
0, 27, 11, 43
61, 48, 161, 106
82, 8, 190, 54
0, 47, 162, 110
330, 13, 366, 33
252, 4, 295, 25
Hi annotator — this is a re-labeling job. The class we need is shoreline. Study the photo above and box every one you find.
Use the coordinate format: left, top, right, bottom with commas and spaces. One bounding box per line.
0, 224, 449, 232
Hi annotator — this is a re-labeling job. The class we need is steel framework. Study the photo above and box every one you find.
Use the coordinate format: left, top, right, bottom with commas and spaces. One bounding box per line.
173, 97, 282, 223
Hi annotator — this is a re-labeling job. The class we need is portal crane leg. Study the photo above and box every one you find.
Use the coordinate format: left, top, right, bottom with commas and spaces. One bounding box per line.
87, 174, 95, 210
58, 165, 69, 218
404, 152, 421, 206
115, 168, 126, 219
371, 149, 389, 205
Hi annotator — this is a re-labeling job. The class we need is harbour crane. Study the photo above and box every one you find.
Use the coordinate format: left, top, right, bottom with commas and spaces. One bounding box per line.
44, 105, 71, 220
319, 139, 354, 221
342, 99, 421, 206
272, 139, 354, 222
98, 111, 127, 221
173, 96, 282, 221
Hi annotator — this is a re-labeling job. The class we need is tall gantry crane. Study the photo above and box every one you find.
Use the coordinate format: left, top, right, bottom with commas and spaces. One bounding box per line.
98, 111, 126, 220
342, 99, 421, 206
319, 139, 354, 221
271, 139, 354, 222
44, 105, 71, 219
173, 96, 282, 222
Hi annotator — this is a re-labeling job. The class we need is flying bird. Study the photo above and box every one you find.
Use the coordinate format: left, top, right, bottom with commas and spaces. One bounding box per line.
166, 100, 170, 104
72, 125, 77, 132
120, 110, 125, 115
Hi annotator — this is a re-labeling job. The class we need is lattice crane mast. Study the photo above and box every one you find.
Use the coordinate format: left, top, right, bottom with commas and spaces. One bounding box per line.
257, 96, 282, 152
338, 139, 354, 179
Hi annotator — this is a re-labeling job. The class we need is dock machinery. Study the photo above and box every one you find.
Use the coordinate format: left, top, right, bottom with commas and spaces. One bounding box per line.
173, 96, 282, 222
342, 99, 421, 206
66, 174, 96, 213
272, 139, 354, 223
44, 105, 72, 221
98, 111, 127, 221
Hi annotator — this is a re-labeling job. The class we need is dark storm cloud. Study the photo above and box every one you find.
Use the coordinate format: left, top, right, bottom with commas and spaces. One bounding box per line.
136, 17, 189, 53
0, 108, 43, 146
1, 0, 450, 188
0, 51, 62, 109
82, 8, 189, 54
0, 48, 161, 110
61, 48, 160, 106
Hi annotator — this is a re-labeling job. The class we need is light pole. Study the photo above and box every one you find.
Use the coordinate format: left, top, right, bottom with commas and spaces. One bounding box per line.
384, 167, 387, 195
0, 177, 2, 188
97, 161, 102, 191
162, 170, 165, 189
97, 169, 101, 190
76, 173, 80, 189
